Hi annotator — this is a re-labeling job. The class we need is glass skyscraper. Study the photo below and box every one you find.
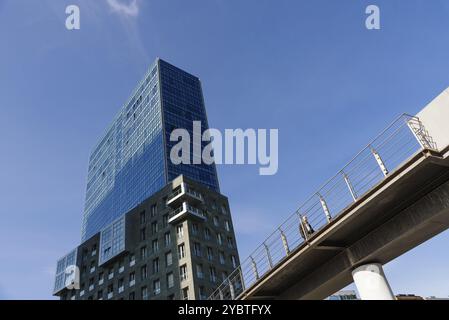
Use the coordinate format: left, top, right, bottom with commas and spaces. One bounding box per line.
81, 58, 220, 241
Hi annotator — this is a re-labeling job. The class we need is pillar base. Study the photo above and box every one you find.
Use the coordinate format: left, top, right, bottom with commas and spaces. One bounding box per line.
352, 263, 395, 300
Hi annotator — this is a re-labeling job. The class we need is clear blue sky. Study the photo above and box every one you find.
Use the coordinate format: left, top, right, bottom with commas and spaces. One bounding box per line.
1, 0, 449, 299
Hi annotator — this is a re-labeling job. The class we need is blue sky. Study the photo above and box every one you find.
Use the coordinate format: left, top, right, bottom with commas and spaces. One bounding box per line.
1, 0, 449, 299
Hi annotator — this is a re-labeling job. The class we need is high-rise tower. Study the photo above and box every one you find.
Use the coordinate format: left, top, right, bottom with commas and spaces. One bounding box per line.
82, 58, 220, 241
53, 59, 240, 300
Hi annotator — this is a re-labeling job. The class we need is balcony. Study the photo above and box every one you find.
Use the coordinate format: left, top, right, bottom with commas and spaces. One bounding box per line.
89, 284, 94, 291
168, 202, 206, 224
118, 286, 124, 294
129, 280, 135, 287
79, 290, 85, 297
108, 272, 114, 280
107, 292, 113, 300
166, 183, 203, 208
119, 266, 124, 273
99, 278, 104, 285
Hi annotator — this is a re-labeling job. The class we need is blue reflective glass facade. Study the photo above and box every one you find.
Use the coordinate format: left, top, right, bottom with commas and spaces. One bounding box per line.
159, 60, 220, 191
81, 58, 219, 241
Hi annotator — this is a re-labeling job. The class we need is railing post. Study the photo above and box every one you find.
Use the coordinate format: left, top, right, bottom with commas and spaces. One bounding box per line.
251, 256, 259, 280
218, 287, 224, 300
342, 171, 358, 202
264, 242, 273, 269
279, 228, 290, 255
229, 279, 235, 300
318, 193, 332, 222
406, 117, 433, 150
239, 267, 246, 291
297, 212, 308, 241
370, 146, 389, 176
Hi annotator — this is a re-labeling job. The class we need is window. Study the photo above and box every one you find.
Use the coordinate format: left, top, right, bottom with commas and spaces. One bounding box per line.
141, 286, 148, 300
178, 244, 185, 259
180, 265, 188, 281
107, 284, 113, 298
153, 279, 161, 295
217, 233, 223, 245
182, 287, 189, 300
108, 268, 114, 279
213, 216, 219, 227
176, 224, 184, 238
97, 290, 103, 300
118, 259, 124, 273
219, 251, 225, 265
129, 272, 136, 286
140, 227, 146, 241
199, 286, 206, 300
191, 223, 199, 235
221, 271, 228, 282
227, 237, 234, 249
152, 239, 159, 252
231, 255, 237, 268
129, 292, 135, 300
165, 251, 173, 266
207, 247, 213, 261
152, 258, 160, 274
141, 265, 148, 280
204, 228, 211, 240
164, 232, 171, 247
140, 211, 146, 224
221, 205, 228, 215
141, 246, 147, 259
193, 242, 201, 257
129, 253, 136, 266
151, 221, 158, 234
167, 272, 174, 289
99, 216, 125, 264
118, 278, 124, 293
163, 214, 169, 227
196, 264, 204, 279
150, 204, 157, 217
209, 266, 217, 283
225, 221, 231, 232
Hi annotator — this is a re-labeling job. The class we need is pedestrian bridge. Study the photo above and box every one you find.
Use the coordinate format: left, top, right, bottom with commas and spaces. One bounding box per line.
210, 87, 449, 300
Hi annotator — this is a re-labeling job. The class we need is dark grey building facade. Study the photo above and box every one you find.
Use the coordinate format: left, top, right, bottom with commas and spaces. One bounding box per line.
54, 175, 239, 300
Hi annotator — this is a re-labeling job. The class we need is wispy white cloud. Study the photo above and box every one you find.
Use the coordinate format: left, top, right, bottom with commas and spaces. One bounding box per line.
106, 0, 140, 17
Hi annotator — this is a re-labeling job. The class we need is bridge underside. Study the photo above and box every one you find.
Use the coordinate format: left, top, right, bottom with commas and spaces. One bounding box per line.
240, 150, 449, 300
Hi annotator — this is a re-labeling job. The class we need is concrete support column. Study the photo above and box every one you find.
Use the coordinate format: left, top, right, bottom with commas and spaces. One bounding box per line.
352, 263, 395, 300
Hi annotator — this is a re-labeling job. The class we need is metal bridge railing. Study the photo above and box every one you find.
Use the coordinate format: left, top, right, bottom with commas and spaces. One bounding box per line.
209, 114, 436, 300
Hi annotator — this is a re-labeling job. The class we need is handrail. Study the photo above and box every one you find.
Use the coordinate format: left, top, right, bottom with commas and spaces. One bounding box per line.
209, 114, 435, 300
